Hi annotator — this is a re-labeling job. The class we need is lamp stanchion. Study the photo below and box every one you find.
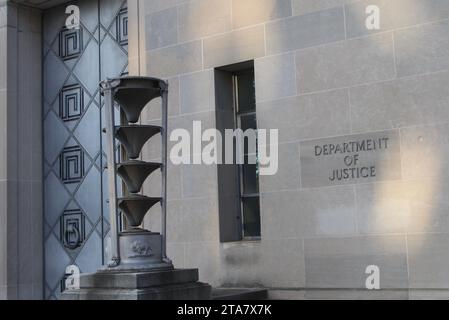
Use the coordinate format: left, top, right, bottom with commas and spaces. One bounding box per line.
161, 86, 170, 263
101, 80, 121, 268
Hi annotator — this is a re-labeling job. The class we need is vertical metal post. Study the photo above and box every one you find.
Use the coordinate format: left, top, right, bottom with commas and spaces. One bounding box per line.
102, 80, 120, 267
161, 84, 169, 262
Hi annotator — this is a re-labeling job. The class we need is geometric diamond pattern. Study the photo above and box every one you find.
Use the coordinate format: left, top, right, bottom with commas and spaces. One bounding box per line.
73, 103, 101, 158
43, 0, 128, 300
116, 8, 128, 46
75, 166, 102, 224
59, 27, 83, 60
60, 209, 86, 250
44, 111, 70, 164
44, 171, 72, 227
75, 231, 102, 274
60, 146, 84, 184
59, 84, 84, 121
73, 39, 100, 94
44, 50, 70, 104
100, 30, 128, 80
45, 234, 72, 290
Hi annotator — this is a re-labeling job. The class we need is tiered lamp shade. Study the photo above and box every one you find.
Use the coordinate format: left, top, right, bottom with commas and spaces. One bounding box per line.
115, 125, 161, 159
117, 160, 161, 193
118, 195, 162, 228
113, 77, 165, 123
110, 77, 168, 230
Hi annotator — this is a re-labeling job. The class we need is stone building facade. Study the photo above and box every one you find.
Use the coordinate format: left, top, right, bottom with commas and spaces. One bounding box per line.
1, 0, 449, 299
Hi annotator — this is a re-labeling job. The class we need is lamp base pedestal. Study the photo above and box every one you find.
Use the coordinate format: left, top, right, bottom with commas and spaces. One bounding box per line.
61, 269, 211, 300
103, 230, 174, 272
61, 230, 211, 300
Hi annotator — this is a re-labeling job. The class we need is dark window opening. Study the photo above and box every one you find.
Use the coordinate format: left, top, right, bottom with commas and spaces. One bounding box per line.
215, 61, 261, 242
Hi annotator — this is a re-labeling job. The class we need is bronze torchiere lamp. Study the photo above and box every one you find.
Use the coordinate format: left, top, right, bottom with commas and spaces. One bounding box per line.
101, 77, 172, 271
62, 76, 210, 300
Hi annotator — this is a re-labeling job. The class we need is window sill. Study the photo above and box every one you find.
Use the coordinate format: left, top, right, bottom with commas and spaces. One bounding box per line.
221, 237, 261, 244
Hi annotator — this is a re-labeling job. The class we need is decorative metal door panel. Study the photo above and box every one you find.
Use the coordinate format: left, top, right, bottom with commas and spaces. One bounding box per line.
43, 0, 128, 299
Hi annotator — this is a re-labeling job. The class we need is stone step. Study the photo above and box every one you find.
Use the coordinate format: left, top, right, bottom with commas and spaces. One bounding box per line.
63, 281, 211, 300
62, 268, 211, 300
212, 288, 268, 300
80, 269, 199, 289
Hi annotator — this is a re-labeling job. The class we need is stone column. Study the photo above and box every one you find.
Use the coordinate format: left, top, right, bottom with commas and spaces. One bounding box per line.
0, 1, 43, 300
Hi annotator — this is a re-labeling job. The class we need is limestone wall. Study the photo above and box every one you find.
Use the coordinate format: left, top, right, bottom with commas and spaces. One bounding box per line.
129, 0, 449, 298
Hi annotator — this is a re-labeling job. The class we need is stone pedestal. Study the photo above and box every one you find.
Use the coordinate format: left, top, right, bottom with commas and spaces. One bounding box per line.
109, 230, 173, 271
61, 269, 211, 300
61, 230, 211, 300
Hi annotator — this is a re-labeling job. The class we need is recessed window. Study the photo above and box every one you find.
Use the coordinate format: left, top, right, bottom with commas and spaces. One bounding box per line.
215, 61, 261, 242
233, 69, 261, 238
